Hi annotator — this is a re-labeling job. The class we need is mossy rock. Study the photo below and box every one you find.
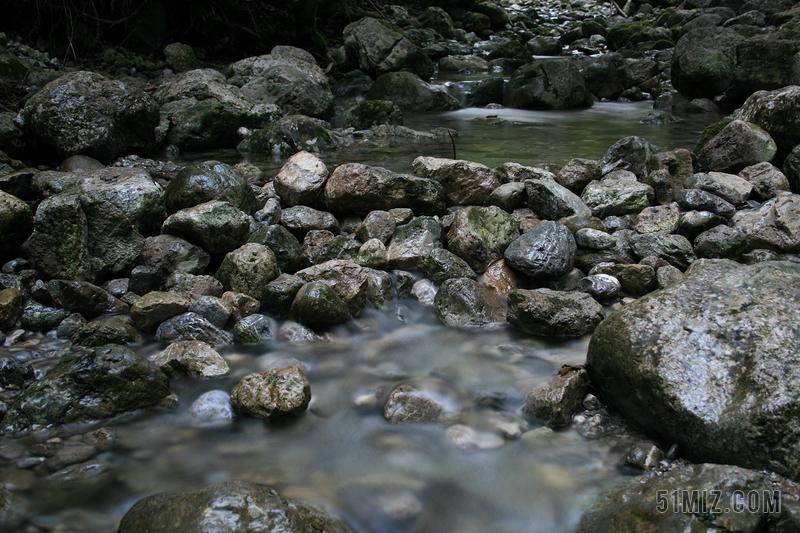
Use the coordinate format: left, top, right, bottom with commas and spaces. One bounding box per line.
693, 118, 734, 155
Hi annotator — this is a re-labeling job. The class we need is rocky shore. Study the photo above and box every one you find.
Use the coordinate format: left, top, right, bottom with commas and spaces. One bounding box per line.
1, 0, 800, 530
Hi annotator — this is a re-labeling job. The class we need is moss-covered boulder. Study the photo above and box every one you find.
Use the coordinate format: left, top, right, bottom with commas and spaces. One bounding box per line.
504, 60, 593, 110
445, 206, 520, 273
216, 243, 280, 304
164, 160, 258, 215
161, 200, 251, 254
289, 281, 350, 327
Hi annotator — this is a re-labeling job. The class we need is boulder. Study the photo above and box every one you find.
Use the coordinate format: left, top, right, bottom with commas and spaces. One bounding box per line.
165, 272, 225, 301
155, 312, 233, 347
693, 225, 748, 260
504, 221, 576, 280
503, 60, 593, 110
526, 36, 563, 56
164, 160, 258, 215
525, 178, 592, 219
280, 205, 339, 239
343, 17, 434, 80
19, 71, 159, 163
2, 344, 170, 433
161, 201, 251, 254
556, 158, 602, 193
237, 114, 339, 156
696, 120, 777, 173
433, 278, 505, 326
163, 42, 196, 72
227, 47, 335, 120
0, 190, 33, 258
288, 281, 350, 327
130, 291, 191, 331
732, 194, 800, 252
70, 315, 143, 347
355, 210, 395, 244
600, 136, 660, 178
419, 7, 455, 39
386, 216, 443, 270
445, 206, 519, 272
675, 188, 735, 218
294, 260, 369, 314
20, 301, 70, 331
138, 235, 210, 275
215, 243, 280, 304
581, 173, 654, 218
507, 288, 606, 337
631, 232, 696, 269
232, 314, 275, 344
411, 156, 500, 207
46, 279, 128, 318
732, 35, 800, 105
671, 27, 745, 99
582, 53, 633, 100
634, 204, 680, 234
735, 85, 800, 157
524, 368, 590, 428
345, 100, 403, 130
367, 72, 461, 112
738, 162, 791, 200
438, 55, 490, 74
588, 259, 800, 478
684, 171, 753, 206
0, 288, 21, 330
248, 225, 302, 273
230, 366, 311, 419
188, 296, 233, 328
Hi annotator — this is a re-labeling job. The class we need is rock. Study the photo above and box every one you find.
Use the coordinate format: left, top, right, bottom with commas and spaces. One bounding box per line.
526, 35, 563, 56
677, 210, 727, 241
155, 312, 233, 347
130, 291, 191, 331
556, 158, 601, 193
0, 191, 33, 258
507, 288, 606, 337
227, 47, 335, 120
693, 225, 748, 260
577, 274, 622, 303
732, 194, 800, 252
232, 314, 275, 344
631, 232, 696, 269
739, 162, 791, 201
47, 280, 128, 318
56, 313, 86, 339
575, 228, 617, 250
294, 260, 369, 314
634, 204, 680, 234
686, 171, 754, 206
656, 264, 685, 288
128, 265, 164, 296
696, 120, 777, 174
675, 189, 736, 218
445, 206, 519, 272
735, 85, 800, 156
345, 100, 403, 130
582, 53, 633, 100
438, 55, 489, 73
2, 344, 170, 433
366, 71, 460, 112
163, 42, 196, 72
732, 34, 800, 105
28, 193, 144, 283
248, 224, 302, 273
483, 182, 526, 212
188, 296, 232, 328
238, 114, 339, 156
411, 279, 437, 306
139, 235, 210, 275
577, 463, 773, 533
422, 248, 477, 285
273, 151, 329, 207
117, 481, 350, 533
588, 260, 800, 477
164, 160, 257, 215
600, 136, 660, 178
593, 263, 657, 296
215, 243, 279, 304
161, 200, 251, 254
386, 216, 443, 270
344, 17, 434, 81
504, 59, 593, 110
411, 157, 499, 206
355, 210, 396, 244
0, 288, 21, 330
188, 390, 234, 426
289, 281, 350, 327
525, 178, 592, 220
624, 443, 664, 471
165, 272, 224, 301
221, 291, 260, 322
524, 368, 590, 428
671, 27, 745, 99
301, 233, 360, 267
419, 7, 455, 38
504, 221, 576, 280
19, 71, 159, 163
260, 274, 304, 319
384, 385, 445, 424
20, 301, 70, 331
433, 278, 505, 326
362, 267, 394, 309
230, 366, 311, 419
279, 205, 339, 239
70, 315, 142, 347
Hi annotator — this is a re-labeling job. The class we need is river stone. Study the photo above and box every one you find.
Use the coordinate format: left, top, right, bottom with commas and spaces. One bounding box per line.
248, 225, 301, 274
2, 344, 170, 433
155, 312, 233, 347
411, 279, 437, 306
386, 216, 443, 270
483, 182, 526, 212
433, 278, 505, 327
139, 235, 210, 275
362, 267, 394, 309
739, 162, 791, 201
367, 71, 461, 112
504, 221, 576, 280
630, 232, 696, 269
165, 272, 225, 301
20, 301, 70, 331
161, 200, 251, 254
578, 274, 622, 303
28, 193, 144, 283
47, 280, 128, 318
384, 385, 445, 424
130, 291, 191, 331
233, 314, 275, 344
237, 114, 339, 156
227, 48, 335, 120
525, 178, 592, 220
577, 463, 773, 533
582, 52, 633, 100
215, 243, 279, 304
589, 259, 800, 477
230, 366, 311, 419
188, 296, 232, 328
411, 157, 499, 206
0, 356, 34, 390
294, 259, 369, 314
0, 288, 21, 330
581, 173, 654, 218
494, 162, 556, 183
301, 233, 361, 267
345, 99, 403, 130
696, 120, 777, 174
574, 228, 616, 250
556, 158, 602, 193
445, 206, 519, 273
523, 368, 590, 428
439, 55, 489, 74
355, 211, 395, 245
423, 248, 477, 285
507, 288, 606, 337
481, 259, 525, 298
592, 263, 657, 296
162, 42, 196, 72
19, 71, 159, 163
273, 151, 329, 207
289, 281, 350, 327
189, 390, 234, 426
600, 136, 660, 178
634, 203, 680, 234
70, 315, 142, 347
671, 27, 745, 99
261, 274, 304, 318
323, 163, 446, 216
677, 210, 727, 242
117, 480, 350, 533
736, 85, 800, 156
503, 59, 593, 110
675, 189, 736, 218
344, 17, 434, 81
153, 340, 230, 378
732, 194, 800, 252
0, 190, 32, 258
164, 161, 258, 215
693, 225, 748, 260
279, 205, 339, 239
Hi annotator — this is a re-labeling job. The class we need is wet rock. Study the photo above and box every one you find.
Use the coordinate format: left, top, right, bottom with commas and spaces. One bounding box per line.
248, 224, 302, 273
675, 188, 735, 218
2, 344, 170, 433
0, 288, 21, 329
575, 228, 616, 250
278, 321, 328, 343
583, 52, 633, 100
577, 464, 773, 533
0, 190, 33, 258
152, 340, 230, 378
384, 385, 446, 424
504, 221, 576, 280
19, 71, 158, 163
696, 120, 777, 174
253, 198, 281, 229
138, 234, 210, 275
481, 259, 525, 298
279, 205, 339, 239
71, 315, 142, 347
155, 312, 233, 347
433, 278, 505, 327
577, 274, 622, 303
0, 357, 34, 389
411, 279, 437, 306
130, 291, 191, 331
556, 158, 601, 193
656, 264, 685, 288
355, 211, 396, 245
439, 55, 489, 74
423, 248, 477, 285
189, 390, 234, 426
483, 182, 526, 212
323, 163, 445, 216
686, 171, 753, 207
386, 216, 443, 270
56, 313, 86, 339
344, 17, 434, 81
289, 281, 350, 327
216, 243, 279, 304
693, 225, 748, 260
624, 443, 664, 470
739, 162, 791, 201
631, 232, 696, 269
227, 46, 335, 120
164, 160, 258, 215
117, 481, 350, 533
129, 265, 166, 295
634, 203, 680, 235
525, 178, 592, 220
301, 233, 361, 267
507, 288, 606, 337
47, 280, 128, 318
504, 59, 593, 110
363, 267, 394, 309
588, 259, 800, 478
671, 27, 745, 99
736, 85, 800, 156
677, 210, 727, 241
161, 200, 251, 254
273, 151, 329, 207
732, 194, 800, 252
260, 274, 304, 318
237, 114, 339, 155
600, 136, 660, 178
233, 314, 275, 344
445, 206, 519, 273
295, 260, 369, 314
581, 171, 654, 218
494, 162, 556, 183
221, 291, 260, 322
165, 271, 225, 301
411, 157, 500, 206
592, 263, 657, 296
345, 100, 403, 130
230, 365, 311, 419
526, 35, 562, 56
524, 368, 590, 428
368, 70, 461, 111
163, 42, 196, 72
188, 296, 232, 328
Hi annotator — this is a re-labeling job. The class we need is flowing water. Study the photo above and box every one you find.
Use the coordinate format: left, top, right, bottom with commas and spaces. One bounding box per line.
0, 96, 725, 532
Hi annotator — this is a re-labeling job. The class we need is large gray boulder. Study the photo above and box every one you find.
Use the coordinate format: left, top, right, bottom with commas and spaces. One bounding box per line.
411, 157, 499, 206
736, 85, 800, 156
671, 27, 745, 99
525, 178, 592, 219
295, 260, 370, 314
19, 71, 159, 163
216, 243, 280, 303
732, 34, 800, 105
696, 120, 777, 174
154, 68, 280, 150
237, 114, 340, 156
227, 47, 335, 120
503, 59, 593, 110
588, 259, 800, 478
386, 216, 443, 270
582, 52, 633, 100
273, 151, 329, 207
2, 344, 170, 433
367, 72, 461, 112
732, 193, 800, 252
581, 172, 654, 217
344, 17, 434, 81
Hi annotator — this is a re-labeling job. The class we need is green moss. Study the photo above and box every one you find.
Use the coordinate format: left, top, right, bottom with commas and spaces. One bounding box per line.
693, 119, 733, 155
